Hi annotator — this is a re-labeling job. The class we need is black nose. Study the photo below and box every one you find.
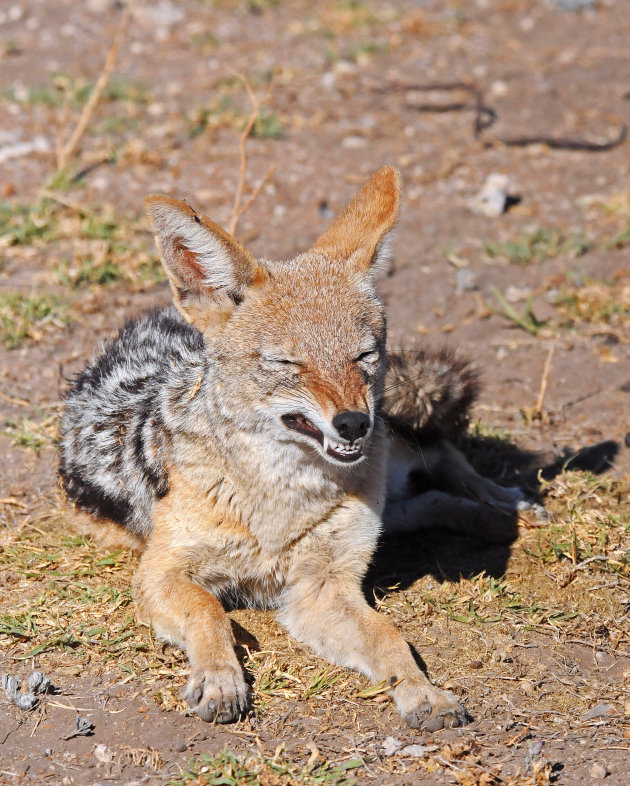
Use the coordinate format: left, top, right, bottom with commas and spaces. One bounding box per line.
332, 410, 370, 442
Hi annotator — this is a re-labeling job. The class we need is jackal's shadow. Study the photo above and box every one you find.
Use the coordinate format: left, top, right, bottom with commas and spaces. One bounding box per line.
367, 437, 619, 592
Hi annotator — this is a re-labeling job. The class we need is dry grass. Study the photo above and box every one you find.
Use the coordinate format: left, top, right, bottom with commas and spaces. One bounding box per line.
1, 461, 628, 785
554, 271, 630, 330
0, 291, 68, 349
0, 196, 162, 349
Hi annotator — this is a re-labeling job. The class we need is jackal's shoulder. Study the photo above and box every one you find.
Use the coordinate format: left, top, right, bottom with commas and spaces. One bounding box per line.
60, 307, 206, 537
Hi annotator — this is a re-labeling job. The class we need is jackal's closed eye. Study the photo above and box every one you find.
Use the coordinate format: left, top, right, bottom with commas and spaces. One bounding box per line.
261, 355, 302, 368
355, 348, 379, 364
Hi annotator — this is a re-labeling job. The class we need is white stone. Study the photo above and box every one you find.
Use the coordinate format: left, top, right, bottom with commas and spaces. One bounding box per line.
589, 763, 608, 779
469, 173, 513, 217
8, 5, 24, 22
132, 1, 185, 33
342, 135, 367, 150
0, 135, 50, 164
491, 80, 509, 97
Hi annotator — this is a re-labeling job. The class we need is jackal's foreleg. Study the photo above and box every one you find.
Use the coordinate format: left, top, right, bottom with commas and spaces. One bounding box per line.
279, 504, 468, 731
134, 539, 248, 723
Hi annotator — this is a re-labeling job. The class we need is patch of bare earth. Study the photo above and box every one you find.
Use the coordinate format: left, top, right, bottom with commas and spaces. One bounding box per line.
1, 1, 629, 784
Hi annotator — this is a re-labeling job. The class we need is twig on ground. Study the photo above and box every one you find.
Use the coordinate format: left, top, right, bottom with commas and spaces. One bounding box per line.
39, 190, 92, 215
372, 80, 627, 152
228, 70, 277, 236
56, 5, 131, 172
0, 389, 31, 408
498, 124, 627, 152
534, 340, 557, 417
372, 80, 496, 138
0, 498, 29, 508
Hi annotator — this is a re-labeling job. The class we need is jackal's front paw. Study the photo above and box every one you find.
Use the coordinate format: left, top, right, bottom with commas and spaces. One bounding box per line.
396, 681, 469, 732
184, 665, 249, 723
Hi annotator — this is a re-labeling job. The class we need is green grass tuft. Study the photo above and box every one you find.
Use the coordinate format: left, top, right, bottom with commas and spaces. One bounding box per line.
0, 292, 67, 348
484, 228, 590, 265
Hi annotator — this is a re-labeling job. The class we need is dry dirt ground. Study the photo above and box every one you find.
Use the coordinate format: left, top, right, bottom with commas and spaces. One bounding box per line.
1, 1, 630, 784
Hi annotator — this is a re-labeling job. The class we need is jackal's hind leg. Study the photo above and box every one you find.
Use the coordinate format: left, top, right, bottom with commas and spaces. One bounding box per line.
386, 435, 544, 541
384, 489, 519, 543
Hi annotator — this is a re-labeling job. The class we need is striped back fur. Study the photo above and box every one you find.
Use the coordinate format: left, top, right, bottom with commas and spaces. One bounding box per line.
60, 308, 203, 536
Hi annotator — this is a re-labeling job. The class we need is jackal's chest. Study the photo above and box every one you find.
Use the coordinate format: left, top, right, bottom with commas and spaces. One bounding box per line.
192, 537, 293, 609
158, 434, 387, 606
155, 467, 345, 603
180, 446, 357, 554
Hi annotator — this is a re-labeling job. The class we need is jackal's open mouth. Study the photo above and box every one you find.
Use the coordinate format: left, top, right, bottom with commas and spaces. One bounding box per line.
281, 413, 364, 463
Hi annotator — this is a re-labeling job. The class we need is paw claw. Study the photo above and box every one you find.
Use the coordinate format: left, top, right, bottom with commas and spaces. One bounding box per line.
398, 684, 469, 731
183, 666, 248, 724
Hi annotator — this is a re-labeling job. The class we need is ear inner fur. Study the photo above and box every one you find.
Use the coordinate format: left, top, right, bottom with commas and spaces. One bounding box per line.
145, 195, 266, 315
311, 166, 401, 276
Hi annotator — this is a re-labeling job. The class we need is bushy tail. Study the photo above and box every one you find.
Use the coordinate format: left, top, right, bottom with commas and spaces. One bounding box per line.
381, 348, 480, 439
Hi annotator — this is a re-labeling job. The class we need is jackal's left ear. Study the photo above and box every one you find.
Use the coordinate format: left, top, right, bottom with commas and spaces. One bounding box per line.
311, 166, 400, 279
145, 195, 267, 323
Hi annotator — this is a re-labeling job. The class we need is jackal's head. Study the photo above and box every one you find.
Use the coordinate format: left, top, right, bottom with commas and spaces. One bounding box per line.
145, 167, 399, 467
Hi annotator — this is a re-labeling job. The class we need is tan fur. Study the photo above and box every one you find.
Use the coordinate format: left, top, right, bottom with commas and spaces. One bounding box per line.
95, 168, 469, 729
312, 166, 400, 276
68, 507, 145, 553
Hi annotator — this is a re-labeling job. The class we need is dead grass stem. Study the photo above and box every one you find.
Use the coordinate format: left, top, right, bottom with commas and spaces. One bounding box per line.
56, 5, 130, 172
227, 70, 277, 236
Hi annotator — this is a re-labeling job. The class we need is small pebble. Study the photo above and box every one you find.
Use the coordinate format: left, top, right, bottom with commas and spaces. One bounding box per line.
455, 268, 477, 294
341, 135, 367, 150
505, 285, 532, 303
468, 173, 515, 217
174, 741, 188, 753
318, 201, 334, 219
94, 743, 113, 763
382, 736, 403, 756
8, 5, 24, 22
583, 702, 614, 720
399, 743, 431, 757
554, 0, 595, 10
589, 762, 608, 779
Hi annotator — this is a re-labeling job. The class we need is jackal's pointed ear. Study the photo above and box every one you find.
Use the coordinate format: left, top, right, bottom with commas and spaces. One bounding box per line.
145, 195, 267, 323
311, 166, 400, 279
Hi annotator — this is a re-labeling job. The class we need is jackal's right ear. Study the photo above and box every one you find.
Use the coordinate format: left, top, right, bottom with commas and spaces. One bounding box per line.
145, 195, 266, 323
311, 166, 401, 280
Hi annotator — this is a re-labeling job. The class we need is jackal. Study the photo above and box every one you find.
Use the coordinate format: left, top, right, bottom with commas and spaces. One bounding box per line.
61, 167, 526, 730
